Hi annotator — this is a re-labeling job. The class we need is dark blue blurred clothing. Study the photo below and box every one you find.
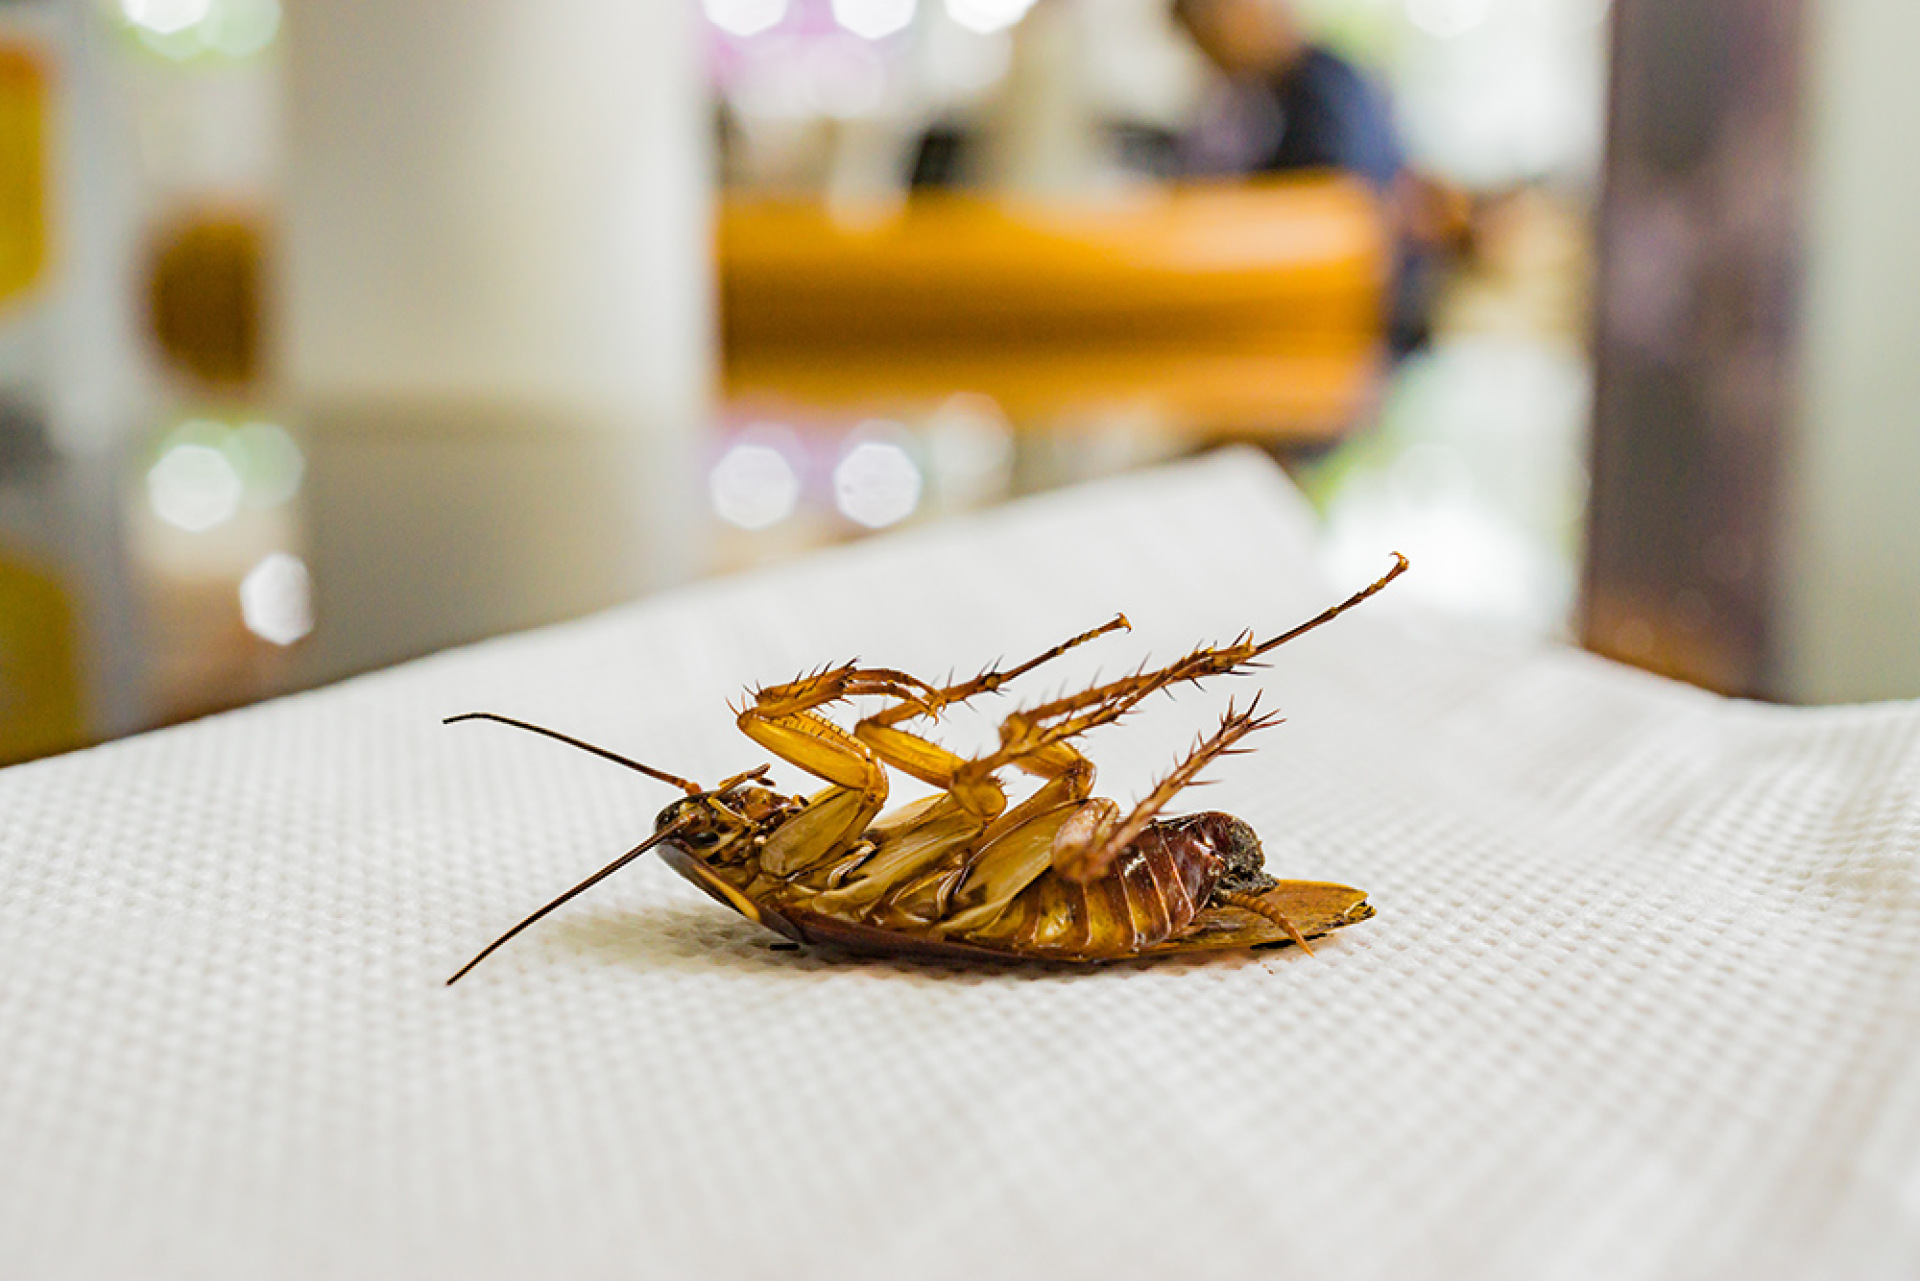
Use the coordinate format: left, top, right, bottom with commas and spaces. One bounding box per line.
1239, 46, 1429, 354
1260, 46, 1405, 190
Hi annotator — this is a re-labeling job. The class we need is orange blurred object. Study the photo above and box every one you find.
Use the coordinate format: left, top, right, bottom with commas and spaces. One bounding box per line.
0, 43, 49, 307
720, 176, 1389, 440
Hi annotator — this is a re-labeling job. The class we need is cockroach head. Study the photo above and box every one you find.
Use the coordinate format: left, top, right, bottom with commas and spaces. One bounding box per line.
653, 783, 792, 859
1209, 814, 1277, 895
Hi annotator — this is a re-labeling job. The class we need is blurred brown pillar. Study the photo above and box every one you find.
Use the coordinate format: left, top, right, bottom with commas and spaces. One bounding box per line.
1583, 0, 1808, 697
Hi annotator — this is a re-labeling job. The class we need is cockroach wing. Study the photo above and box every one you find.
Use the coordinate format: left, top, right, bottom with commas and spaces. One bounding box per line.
1134, 881, 1375, 957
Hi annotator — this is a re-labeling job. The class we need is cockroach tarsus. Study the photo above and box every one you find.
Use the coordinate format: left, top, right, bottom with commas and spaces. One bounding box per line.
445, 554, 1407, 984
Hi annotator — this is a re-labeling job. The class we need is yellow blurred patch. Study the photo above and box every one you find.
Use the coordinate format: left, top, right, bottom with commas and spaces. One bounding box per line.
0, 43, 49, 307
0, 544, 84, 766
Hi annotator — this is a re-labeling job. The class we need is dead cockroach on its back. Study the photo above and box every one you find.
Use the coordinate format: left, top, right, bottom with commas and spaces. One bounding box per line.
445, 554, 1406, 982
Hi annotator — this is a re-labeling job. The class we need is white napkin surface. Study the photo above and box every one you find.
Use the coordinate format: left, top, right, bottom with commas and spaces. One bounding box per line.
6, 450, 1920, 1279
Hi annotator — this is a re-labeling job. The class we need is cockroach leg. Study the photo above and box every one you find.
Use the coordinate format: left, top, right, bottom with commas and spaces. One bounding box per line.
749, 615, 1140, 859
937, 800, 1090, 935
851, 721, 1005, 824
1050, 698, 1280, 883
1243, 553, 1408, 662
849, 613, 1134, 819
746, 664, 939, 719
967, 552, 1409, 776
861, 613, 1132, 731
733, 700, 893, 877
757, 781, 886, 879
738, 663, 999, 877
707, 763, 774, 796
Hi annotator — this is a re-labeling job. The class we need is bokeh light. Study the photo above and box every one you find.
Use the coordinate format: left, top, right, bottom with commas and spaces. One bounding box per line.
239, 552, 314, 646
147, 438, 243, 532
120, 0, 211, 36
834, 0, 916, 41
706, 0, 789, 38
833, 425, 922, 529
229, 421, 305, 509
710, 429, 803, 530
201, 0, 280, 58
943, 0, 1037, 36
120, 0, 280, 59
924, 394, 1015, 511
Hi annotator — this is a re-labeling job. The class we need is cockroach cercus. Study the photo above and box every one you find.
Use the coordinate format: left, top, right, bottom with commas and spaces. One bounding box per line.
445, 554, 1406, 982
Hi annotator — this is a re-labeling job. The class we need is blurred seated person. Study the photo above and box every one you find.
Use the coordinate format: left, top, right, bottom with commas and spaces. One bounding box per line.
1173, 0, 1464, 352
1173, 0, 1399, 186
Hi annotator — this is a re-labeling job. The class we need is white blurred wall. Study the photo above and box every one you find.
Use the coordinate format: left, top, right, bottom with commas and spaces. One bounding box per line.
1781, 1, 1920, 702
279, 0, 709, 681
282, 0, 708, 419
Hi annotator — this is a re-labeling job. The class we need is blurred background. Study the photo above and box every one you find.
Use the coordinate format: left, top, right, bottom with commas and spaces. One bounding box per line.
0, 0, 1915, 767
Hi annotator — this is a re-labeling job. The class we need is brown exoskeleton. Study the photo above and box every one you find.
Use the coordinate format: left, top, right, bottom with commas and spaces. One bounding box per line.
445, 555, 1406, 983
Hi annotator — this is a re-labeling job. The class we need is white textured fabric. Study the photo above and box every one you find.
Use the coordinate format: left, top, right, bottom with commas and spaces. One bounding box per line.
7, 450, 1920, 1279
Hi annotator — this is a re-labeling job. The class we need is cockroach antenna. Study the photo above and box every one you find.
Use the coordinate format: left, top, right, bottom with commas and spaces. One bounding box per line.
445, 819, 694, 986
443, 712, 704, 795
440, 717, 784, 985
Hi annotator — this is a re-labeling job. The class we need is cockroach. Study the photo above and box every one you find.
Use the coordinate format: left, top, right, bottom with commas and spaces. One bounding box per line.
445, 554, 1406, 983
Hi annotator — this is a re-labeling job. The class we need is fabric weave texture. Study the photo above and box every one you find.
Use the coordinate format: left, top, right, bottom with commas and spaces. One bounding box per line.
5, 450, 1919, 1279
